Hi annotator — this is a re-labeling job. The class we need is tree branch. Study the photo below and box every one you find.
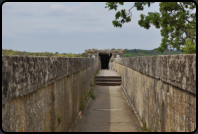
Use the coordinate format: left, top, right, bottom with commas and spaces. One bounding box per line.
183, 17, 196, 24
175, 23, 190, 38
170, 12, 194, 29
179, 2, 196, 24
126, 5, 135, 18
179, 2, 185, 12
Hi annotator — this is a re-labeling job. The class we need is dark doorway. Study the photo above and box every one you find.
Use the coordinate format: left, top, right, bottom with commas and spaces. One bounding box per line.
99, 53, 112, 69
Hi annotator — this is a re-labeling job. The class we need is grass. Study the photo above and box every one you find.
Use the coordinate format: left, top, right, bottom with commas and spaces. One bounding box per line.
95, 69, 98, 75
90, 83, 93, 87
57, 116, 62, 123
85, 94, 88, 100
80, 93, 85, 111
50, 110, 53, 114
89, 90, 96, 100
51, 125, 54, 130
110, 59, 113, 62
146, 129, 151, 132
154, 128, 158, 132
141, 122, 147, 131
141, 122, 151, 132
80, 82, 96, 111
67, 74, 70, 78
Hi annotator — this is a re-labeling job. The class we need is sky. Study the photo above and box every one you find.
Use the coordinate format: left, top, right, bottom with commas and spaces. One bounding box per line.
3, 2, 164, 54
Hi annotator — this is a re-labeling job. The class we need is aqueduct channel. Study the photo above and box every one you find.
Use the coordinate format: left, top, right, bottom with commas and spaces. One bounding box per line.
2, 51, 196, 132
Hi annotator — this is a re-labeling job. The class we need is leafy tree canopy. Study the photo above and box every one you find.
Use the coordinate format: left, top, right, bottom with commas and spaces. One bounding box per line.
105, 2, 196, 53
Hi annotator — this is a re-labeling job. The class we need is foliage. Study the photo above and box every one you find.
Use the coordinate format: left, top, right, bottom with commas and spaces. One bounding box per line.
80, 93, 85, 111
85, 83, 96, 100
57, 116, 62, 123
95, 69, 98, 75
90, 83, 93, 87
141, 122, 147, 131
181, 38, 196, 54
89, 90, 96, 100
123, 48, 182, 57
146, 129, 151, 132
2, 49, 89, 57
105, 2, 196, 54
154, 127, 158, 132
141, 122, 151, 132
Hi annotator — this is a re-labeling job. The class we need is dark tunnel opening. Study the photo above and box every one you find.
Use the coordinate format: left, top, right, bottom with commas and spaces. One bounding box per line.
99, 53, 112, 69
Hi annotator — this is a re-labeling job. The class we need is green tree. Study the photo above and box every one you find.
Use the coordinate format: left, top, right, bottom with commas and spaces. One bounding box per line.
80, 52, 88, 57
133, 49, 138, 53
105, 2, 196, 53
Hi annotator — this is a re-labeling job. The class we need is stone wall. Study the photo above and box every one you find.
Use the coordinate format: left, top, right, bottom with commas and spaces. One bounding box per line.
2, 56, 99, 132
109, 54, 196, 132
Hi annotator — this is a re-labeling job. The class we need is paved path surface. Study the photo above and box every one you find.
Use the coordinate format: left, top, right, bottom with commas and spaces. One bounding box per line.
73, 70, 142, 132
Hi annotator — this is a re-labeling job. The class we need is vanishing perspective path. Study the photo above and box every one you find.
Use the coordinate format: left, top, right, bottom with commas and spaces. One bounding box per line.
73, 70, 142, 132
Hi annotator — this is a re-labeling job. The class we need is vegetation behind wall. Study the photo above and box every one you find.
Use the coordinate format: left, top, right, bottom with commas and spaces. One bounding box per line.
123, 48, 182, 57
2, 49, 88, 57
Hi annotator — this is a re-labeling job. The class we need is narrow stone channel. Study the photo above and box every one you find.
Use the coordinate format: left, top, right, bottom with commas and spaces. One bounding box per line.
72, 70, 142, 132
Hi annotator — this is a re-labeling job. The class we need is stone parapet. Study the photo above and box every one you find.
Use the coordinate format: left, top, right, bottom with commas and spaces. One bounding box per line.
110, 54, 196, 132
2, 56, 99, 104
113, 55, 196, 94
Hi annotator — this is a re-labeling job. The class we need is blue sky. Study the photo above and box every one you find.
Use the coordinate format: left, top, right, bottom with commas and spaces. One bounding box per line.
2, 2, 163, 54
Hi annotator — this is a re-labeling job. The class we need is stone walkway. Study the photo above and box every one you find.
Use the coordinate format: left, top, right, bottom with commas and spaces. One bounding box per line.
73, 70, 142, 132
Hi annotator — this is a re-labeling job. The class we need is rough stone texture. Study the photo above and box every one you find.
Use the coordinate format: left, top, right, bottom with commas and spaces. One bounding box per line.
113, 55, 196, 94
2, 56, 99, 104
2, 56, 99, 132
109, 54, 196, 132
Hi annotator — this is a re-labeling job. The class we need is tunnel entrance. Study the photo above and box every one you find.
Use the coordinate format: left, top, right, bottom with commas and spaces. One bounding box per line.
99, 53, 112, 69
